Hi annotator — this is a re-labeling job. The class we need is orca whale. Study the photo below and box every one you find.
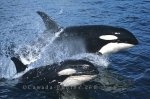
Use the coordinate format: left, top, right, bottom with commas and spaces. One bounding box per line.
11, 57, 99, 87
37, 11, 138, 55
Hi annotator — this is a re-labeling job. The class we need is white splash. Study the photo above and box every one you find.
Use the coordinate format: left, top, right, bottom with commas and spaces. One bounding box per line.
58, 9, 64, 15
0, 56, 16, 79
16, 28, 63, 65
70, 53, 110, 68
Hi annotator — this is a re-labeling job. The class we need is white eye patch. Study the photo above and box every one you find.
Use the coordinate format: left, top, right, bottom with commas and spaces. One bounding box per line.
58, 68, 76, 76
99, 35, 118, 40
115, 32, 120, 34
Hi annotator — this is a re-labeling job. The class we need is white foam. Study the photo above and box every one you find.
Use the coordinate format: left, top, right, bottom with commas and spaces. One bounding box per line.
0, 56, 16, 79
70, 53, 110, 68
16, 28, 63, 65
58, 9, 64, 15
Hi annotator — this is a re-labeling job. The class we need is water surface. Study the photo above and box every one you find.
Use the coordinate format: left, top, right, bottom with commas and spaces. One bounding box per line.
0, 0, 150, 99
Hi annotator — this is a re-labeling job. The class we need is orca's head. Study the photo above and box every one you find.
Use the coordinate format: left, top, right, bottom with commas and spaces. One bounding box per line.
97, 27, 138, 54
57, 60, 99, 87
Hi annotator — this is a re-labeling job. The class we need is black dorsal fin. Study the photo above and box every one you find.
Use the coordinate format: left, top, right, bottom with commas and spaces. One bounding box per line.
11, 57, 27, 73
37, 11, 59, 33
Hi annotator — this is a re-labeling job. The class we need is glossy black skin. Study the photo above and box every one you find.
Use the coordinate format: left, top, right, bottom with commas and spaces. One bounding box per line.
56, 25, 138, 53
36, 12, 138, 54
18, 60, 99, 86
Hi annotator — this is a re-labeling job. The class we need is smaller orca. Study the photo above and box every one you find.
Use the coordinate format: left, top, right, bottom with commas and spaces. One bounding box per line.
37, 11, 138, 55
11, 57, 99, 87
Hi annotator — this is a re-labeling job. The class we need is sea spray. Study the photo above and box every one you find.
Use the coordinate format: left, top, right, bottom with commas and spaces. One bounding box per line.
0, 56, 16, 78
16, 28, 63, 65
70, 53, 110, 68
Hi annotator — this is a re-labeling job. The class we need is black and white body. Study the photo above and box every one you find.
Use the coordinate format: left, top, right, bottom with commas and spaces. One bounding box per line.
11, 57, 99, 87
37, 11, 138, 55
10, 11, 138, 65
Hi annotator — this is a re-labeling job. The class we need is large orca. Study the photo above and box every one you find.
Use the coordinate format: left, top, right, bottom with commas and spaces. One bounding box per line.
11, 57, 99, 87
37, 11, 138, 55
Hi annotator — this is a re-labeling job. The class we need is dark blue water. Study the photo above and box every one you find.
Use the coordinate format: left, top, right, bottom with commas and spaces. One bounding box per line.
0, 0, 150, 99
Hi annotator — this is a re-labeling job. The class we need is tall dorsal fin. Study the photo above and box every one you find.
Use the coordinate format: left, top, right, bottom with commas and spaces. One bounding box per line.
37, 11, 59, 33
11, 57, 27, 73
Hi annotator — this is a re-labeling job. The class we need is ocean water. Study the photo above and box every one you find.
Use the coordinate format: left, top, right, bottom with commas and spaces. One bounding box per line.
0, 0, 150, 99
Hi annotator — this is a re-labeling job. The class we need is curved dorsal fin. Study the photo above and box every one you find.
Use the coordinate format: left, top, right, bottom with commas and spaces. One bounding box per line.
11, 57, 27, 73
37, 11, 59, 33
